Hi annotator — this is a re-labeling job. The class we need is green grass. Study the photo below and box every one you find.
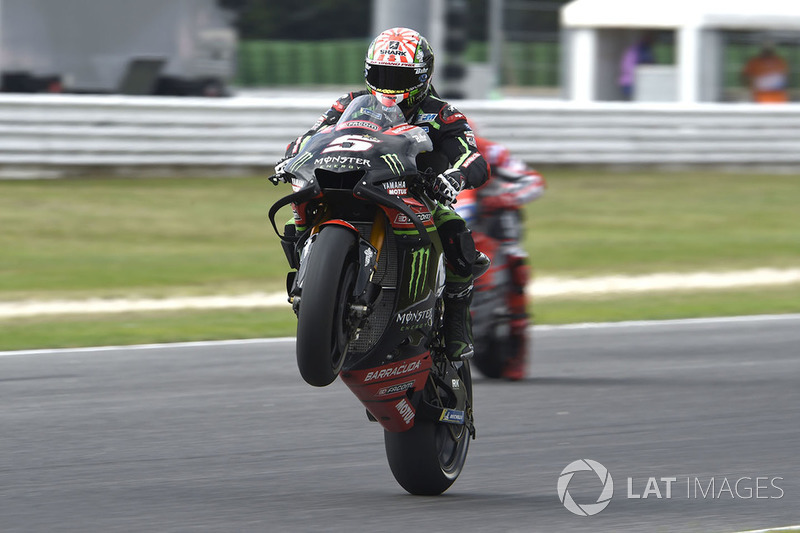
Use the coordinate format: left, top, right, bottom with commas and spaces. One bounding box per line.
0, 176, 291, 300
535, 284, 800, 325
3, 284, 799, 351
0, 307, 298, 352
1, 170, 799, 351
525, 168, 800, 277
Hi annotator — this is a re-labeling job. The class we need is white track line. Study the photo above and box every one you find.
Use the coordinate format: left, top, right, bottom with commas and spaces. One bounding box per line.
534, 313, 800, 331
2, 314, 799, 357
731, 526, 800, 533
0, 337, 296, 357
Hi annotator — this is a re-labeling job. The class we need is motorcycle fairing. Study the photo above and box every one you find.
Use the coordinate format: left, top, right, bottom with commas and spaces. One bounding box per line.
380, 196, 437, 235
340, 352, 433, 433
271, 95, 459, 432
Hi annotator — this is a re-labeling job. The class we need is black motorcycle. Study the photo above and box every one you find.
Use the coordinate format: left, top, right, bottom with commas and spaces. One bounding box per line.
268, 94, 475, 495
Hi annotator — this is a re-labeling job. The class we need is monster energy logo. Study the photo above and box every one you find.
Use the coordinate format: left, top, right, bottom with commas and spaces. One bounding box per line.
381, 154, 405, 176
408, 247, 429, 298
290, 152, 313, 172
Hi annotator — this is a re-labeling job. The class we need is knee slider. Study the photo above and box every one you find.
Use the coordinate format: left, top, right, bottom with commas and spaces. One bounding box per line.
440, 220, 477, 278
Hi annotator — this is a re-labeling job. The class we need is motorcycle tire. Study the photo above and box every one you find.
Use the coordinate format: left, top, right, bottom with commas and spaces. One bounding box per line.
295, 226, 357, 387
383, 362, 473, 495
473, 333, 504, 379
473, 323, 527, 379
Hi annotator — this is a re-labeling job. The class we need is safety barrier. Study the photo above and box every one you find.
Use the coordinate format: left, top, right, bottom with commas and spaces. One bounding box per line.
464, 100, 800, 166
2, 93, 800, 175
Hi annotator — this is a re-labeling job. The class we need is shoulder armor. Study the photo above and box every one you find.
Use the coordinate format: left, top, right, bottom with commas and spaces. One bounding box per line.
439, 104, 467, 125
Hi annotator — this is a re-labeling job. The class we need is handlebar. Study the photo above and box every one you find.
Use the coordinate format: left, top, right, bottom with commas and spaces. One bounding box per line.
416, 167, 438, 198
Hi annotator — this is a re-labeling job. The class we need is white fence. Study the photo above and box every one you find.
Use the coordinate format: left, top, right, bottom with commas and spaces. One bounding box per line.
2, 93, 800, 175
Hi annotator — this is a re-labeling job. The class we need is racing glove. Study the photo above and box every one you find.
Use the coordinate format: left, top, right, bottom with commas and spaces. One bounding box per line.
431, 168, 465, 207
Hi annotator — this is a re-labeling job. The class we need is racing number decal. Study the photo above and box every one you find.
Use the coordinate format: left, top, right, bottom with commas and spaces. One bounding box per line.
321, 134, 380, 154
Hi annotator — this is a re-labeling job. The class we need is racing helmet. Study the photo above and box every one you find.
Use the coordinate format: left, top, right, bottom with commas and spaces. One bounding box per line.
365, 27, 434, 107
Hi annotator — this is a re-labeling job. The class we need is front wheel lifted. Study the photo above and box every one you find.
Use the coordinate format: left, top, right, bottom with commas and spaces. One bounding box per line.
383, 362, 473, 495
295, 226, 358, 387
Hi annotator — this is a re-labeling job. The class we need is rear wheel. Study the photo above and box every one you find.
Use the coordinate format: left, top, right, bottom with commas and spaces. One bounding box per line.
383, 362, 473, 495
473, 329, 504, 378
473, 294, 529, 379
473, 323, 524, 379
296, 226, 358, 387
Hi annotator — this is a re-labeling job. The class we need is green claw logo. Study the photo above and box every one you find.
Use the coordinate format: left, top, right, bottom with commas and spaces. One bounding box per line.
381, 154, 405, 176
290, 152, 313, 172
408, 247, 429, 298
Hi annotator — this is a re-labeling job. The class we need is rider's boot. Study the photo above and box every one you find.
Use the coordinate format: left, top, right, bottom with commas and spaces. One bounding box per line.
443, 280, 475, 361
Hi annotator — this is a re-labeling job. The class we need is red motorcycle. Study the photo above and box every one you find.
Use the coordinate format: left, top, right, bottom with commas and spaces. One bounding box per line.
456, 151, 544, 380
470, 215, 531, 380
269, 94, 475, 495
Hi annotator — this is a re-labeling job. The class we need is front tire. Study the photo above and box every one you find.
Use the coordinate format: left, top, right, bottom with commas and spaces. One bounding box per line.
296, 226, 357, 387
383, 362, 473, 495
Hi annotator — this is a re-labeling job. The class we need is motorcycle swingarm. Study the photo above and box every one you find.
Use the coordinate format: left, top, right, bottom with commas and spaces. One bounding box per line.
415, 366, 475, 438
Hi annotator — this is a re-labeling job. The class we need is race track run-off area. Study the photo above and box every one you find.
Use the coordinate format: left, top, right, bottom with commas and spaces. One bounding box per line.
1, 267, 799, 318
1, 315, 798, 533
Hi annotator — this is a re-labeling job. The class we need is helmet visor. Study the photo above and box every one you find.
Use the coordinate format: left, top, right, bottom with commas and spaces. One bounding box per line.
365, 63, 427, 95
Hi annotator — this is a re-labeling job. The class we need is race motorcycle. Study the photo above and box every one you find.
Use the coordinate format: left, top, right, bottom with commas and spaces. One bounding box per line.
455, 153, 542, 381
470, 213, 530, 380
268, 94, 476, 495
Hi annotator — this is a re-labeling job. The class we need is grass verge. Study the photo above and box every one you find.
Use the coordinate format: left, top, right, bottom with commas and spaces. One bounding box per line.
2, 284, 799, 351
525, 168, 800, 277
1, 170, 799, 350
0, 307, 297, 352
533, 283, 800, 325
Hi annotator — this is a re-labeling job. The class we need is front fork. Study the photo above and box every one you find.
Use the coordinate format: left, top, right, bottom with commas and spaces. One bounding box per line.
287, 213, 387, 327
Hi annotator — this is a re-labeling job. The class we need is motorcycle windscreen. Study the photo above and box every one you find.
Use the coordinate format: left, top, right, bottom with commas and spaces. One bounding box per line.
337, 94, 406, 130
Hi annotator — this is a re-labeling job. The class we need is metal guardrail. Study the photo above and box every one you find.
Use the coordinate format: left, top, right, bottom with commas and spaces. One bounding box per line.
2, 93, 800, 175
464, 101, 800, 165
0, 94, 326, 168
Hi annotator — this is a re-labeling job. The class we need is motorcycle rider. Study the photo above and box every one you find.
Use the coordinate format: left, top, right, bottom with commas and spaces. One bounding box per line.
274, 27, 489, 361
455, 133, 545, 380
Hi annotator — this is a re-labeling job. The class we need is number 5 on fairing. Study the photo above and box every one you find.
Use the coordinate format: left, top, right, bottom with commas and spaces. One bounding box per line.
321, 134, 381, 153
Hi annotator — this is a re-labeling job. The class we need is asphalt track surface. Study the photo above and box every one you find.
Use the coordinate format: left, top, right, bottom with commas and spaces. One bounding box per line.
1, 316, 799, 533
